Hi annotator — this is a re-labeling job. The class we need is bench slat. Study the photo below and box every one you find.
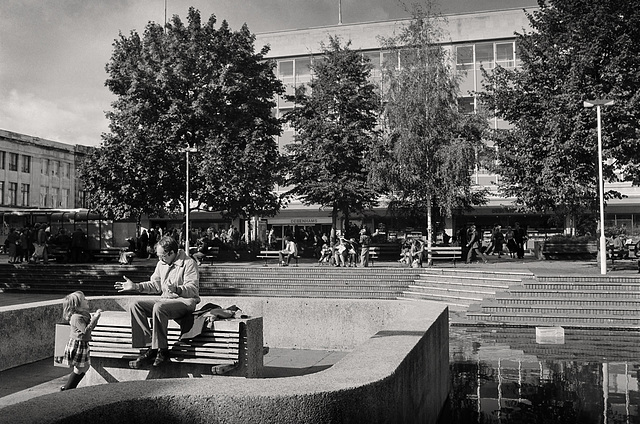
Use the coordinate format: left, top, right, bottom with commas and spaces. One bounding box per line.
91, 311, 242, 366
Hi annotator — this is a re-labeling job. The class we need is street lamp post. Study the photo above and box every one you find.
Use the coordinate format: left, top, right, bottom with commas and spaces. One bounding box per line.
181, 145, 197, 253
583, 99, 614, 275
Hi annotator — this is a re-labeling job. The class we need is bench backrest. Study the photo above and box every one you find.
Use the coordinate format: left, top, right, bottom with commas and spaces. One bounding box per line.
91, 311, 240, 365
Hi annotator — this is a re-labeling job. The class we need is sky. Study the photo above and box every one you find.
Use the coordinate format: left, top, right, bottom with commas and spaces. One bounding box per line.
0, 0, 537, 147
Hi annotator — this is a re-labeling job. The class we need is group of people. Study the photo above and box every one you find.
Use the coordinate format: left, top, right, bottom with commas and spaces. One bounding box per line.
271, 227, 375, 267
457, 222, 528, 264
3, 224, 89, 264
399, 238, 426, 268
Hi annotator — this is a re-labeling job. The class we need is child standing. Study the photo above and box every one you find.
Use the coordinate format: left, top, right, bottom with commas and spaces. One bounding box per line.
60, 291, 102, 391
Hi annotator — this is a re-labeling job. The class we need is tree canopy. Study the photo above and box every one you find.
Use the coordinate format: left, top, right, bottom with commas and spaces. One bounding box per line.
283, 36, 381, 230
369, 4, 488, 245
479, 0, 640, 218
80, 7, 284, 220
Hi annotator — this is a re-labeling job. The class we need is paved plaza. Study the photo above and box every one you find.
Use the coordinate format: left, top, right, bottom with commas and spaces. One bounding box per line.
0, 255, 636, 409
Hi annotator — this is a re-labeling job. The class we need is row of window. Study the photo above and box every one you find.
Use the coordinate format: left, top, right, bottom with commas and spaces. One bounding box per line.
0, 151, 71, 178
274, 41, 518, 116
0, 181, 70, 207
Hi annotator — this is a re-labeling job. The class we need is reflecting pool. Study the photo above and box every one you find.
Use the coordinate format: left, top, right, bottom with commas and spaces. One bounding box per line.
439, 325, 640, 424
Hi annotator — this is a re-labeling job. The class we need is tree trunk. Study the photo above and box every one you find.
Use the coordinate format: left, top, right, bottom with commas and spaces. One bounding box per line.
426, 194, 433, 266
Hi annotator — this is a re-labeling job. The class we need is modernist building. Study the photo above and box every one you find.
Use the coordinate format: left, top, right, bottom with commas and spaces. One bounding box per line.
255, 7, 640, 241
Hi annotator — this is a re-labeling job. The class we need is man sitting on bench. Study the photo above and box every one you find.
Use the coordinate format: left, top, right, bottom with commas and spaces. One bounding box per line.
278, 235, 297, 266
114, 236, 200, 368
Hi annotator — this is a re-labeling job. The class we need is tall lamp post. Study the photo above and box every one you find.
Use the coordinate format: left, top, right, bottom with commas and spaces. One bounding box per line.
583, 99, 614, 275
181, 145, 197, 253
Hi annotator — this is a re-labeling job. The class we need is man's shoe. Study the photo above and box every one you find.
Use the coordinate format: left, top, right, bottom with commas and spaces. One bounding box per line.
129, 348, 156, 369
153, 349, 170, 367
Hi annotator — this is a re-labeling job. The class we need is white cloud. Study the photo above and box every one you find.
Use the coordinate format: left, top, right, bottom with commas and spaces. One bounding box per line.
0, 90, 107, 146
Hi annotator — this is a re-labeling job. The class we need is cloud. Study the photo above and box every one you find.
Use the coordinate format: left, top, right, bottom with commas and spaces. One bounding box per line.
0, 90, 107, 146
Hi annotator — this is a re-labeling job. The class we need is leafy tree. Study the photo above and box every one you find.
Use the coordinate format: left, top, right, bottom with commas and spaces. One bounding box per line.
284, 36, 380, 233
479, 0, 640, 224
81, 7, 284, 221
369, 4, 488, 257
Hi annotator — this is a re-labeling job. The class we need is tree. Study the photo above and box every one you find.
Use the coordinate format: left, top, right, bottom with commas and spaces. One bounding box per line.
284, 36, 380, 233
479, 0, 640, 226
369, 4, 488, 258
80, 7, 284, 221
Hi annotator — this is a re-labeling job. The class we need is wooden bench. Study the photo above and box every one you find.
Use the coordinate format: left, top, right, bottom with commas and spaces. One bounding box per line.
86, 311, 264, 377
424, 246, 463, 267
191, 246, 220, 265
368, 247, 379, 266
91, 248, 124, 262
257, 250, 299, 266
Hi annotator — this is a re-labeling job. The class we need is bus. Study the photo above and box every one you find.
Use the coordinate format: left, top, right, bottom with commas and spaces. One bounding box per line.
0, 208, 136, 255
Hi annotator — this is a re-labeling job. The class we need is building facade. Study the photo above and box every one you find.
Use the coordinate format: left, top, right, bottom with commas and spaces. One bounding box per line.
255, 8, 640, 242
0, 129, 91, 239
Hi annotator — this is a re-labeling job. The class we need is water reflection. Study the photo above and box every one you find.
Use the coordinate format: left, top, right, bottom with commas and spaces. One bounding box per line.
440, 325, 640, 424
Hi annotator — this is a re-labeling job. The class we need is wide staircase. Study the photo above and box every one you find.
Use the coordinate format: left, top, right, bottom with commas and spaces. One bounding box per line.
399, 267, 640, 329
0, 263, 419, 300
399, 268, 535, 310
464, 275, 640, 328
3, 263, 639, 329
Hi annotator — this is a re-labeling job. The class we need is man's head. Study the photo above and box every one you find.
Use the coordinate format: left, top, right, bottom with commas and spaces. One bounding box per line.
156, 236, 179, 264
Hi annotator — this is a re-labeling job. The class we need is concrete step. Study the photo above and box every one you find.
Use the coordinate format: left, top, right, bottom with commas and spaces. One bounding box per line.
494, 294, 640, 307
412, 278, 512, 293
417, 273, 526, 285
503, 288, 640, 299
406, 285, 489, 298
208, 288, 403, 299
477, 301, 640, 316
464, 311, 640, 327
419, 267, 535, 280
398, 294, 470, 310
401, 290, 483, 304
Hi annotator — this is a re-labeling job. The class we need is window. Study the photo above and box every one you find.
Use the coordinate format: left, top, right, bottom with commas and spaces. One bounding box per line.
0, 151, 5, 170
51, 160, 59, 177
295, 57, 312, 84
40, 186, 49, 207
41, 159, 49, 175
61, 188, 69, 208
79, 190, 89, 208
456, 45, 474, 71
20, 184, 30, 206
0, 182, 4, 205
21, 155, 31, 173
496, 43, 515, 68
51, 187, 59, 207
278, 60, 294, 84
458, 96, 475, 114
8, 182, 17, 205
62, 162, 71, 179
9, 153, 18, 171
475, 43, 494, 67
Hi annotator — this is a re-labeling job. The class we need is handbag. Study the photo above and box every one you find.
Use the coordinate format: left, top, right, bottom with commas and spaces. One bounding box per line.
33, 243, 45, 258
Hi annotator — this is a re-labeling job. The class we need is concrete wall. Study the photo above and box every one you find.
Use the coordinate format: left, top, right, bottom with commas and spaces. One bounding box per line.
1, 297, 449, 423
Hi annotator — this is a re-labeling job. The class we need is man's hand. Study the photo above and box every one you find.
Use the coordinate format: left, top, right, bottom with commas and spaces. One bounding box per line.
114, 276, 135, 292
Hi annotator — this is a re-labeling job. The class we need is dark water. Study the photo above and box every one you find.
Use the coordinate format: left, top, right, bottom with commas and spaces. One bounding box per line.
439, 325, 640, 424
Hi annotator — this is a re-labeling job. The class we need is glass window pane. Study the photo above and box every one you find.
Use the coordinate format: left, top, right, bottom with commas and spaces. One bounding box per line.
456, 45, 473, 70
278, 60, 294, 84
295, 57, 312, 84
475, 43, 494, 67
458, 96, 475, 114
496, 43, 514, 68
